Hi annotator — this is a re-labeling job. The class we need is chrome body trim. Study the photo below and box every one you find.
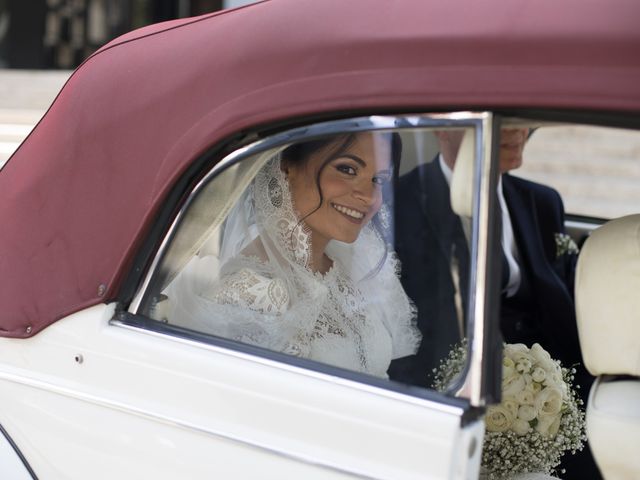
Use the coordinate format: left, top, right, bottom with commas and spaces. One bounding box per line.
565, 218, 603, 233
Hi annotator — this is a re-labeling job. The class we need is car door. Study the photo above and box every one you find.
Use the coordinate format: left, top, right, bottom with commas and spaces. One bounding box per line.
0, 112, 502, 479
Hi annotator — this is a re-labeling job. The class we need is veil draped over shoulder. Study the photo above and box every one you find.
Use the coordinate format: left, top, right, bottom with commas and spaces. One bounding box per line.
165, 154, 420, 378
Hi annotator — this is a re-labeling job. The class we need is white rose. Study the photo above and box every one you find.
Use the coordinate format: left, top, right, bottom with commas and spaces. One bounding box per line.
532, 367, 546, 383
517, 404, 538, 422
505, 343, 529, 359
515, 389, 535, 405
548, 414, 561, 437
544, 372, 569, 401
516, 357, 533, 374
503, 357, 515, 379
503, 398, 519, 419
543, 371, 564, 390
530, 343, 551, 364
512, 418, 531, 436
508, 346, 534, 364
530, 343, 561, 372
535, 387, 563, 417
526, 381, 542, 394
523, 373, 534, 387
535, 413, 561, 437
535, 414, 553, 436
485, 405, 514, 432
503, 372, 526, 397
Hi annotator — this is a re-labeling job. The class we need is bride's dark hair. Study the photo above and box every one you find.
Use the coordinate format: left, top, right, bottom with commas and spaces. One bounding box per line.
281, 131, 402, 279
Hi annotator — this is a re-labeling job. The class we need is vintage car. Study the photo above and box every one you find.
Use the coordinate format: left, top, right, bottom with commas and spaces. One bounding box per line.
1, 0, 639, 478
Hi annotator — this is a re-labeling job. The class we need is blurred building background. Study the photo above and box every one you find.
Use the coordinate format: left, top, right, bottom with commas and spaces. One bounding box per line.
0, 0, 259, 70
0, 0, 257, 167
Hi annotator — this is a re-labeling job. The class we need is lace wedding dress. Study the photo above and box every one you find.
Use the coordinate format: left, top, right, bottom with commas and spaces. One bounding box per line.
165, 155, 421, 378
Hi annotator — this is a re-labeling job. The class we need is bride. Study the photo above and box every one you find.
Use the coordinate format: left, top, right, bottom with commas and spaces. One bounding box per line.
166, 132, 421, 378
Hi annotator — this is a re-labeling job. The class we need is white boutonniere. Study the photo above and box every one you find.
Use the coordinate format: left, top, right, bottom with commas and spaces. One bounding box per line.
555, 233, 579, 257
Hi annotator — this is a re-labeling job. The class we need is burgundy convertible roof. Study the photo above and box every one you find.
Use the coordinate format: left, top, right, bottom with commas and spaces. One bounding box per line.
2, 0, 640, 337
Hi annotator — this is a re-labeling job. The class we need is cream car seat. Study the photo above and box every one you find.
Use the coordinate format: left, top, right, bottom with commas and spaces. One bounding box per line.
574, 214, 640, 479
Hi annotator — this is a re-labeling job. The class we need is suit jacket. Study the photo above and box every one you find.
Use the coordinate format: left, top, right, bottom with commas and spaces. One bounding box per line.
500, 173, 582, 368
390, 159, 469, 386
390, 160, 585, 386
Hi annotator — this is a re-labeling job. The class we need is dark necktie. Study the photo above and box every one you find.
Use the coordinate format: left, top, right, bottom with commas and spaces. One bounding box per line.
451, 223, 470, 336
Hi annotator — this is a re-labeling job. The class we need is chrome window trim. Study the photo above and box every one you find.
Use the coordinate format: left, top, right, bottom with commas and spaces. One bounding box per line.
452, 113, 500, 405
127, 112, 498, 406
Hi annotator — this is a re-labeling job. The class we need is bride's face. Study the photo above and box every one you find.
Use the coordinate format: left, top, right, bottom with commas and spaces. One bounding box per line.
285, 132, 393, 247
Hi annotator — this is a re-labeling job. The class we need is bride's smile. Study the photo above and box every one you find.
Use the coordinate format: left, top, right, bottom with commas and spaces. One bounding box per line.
331, 202, 365, 222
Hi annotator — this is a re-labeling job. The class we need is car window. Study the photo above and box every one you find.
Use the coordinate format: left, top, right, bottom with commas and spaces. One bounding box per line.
133, 120, 489, 395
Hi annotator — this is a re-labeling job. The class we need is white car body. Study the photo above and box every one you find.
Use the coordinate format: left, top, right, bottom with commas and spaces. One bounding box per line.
0, 304, 482, 479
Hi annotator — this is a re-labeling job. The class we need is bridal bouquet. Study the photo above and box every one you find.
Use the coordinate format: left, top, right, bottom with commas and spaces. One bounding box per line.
433, 342, 586, 479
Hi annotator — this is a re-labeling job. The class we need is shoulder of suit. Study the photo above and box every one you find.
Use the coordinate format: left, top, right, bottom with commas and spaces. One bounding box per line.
503, 174, 562, 203
398, 164, 426, 192
399, 160, 441, 186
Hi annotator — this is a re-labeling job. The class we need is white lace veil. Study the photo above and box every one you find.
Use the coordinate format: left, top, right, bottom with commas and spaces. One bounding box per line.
165, 150, 420, 377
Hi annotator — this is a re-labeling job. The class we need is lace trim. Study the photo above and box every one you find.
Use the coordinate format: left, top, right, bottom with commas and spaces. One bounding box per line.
214, 257, 372, 372
213, 268, 289, 315
310, 263, 371, 371
253, 157, 312, 269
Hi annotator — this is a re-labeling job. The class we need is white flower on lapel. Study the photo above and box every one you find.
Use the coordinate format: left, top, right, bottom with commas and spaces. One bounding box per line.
555, 232, 579, 257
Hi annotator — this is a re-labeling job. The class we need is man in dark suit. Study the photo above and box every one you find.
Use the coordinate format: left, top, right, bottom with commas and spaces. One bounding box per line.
391, 128, 583, 377
390, 128, 597, 478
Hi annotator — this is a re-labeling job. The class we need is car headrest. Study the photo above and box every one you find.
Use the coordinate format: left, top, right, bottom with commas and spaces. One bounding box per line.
450, 129, 475, 218
575, 214, 640, 377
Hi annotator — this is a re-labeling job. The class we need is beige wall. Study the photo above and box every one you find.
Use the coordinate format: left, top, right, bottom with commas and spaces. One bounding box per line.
517, 126, 640, 219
